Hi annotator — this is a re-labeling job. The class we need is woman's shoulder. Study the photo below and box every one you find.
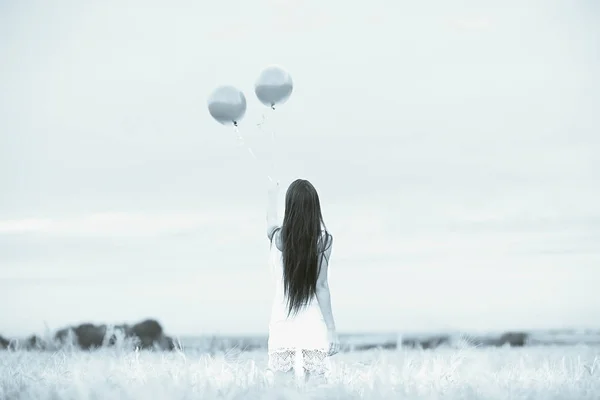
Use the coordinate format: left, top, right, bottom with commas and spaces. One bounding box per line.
271, 227, 283, 251
318, 230, 333, 253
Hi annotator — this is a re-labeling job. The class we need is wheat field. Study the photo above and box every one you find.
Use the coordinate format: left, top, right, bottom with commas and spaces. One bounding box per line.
1, 344, 599, 400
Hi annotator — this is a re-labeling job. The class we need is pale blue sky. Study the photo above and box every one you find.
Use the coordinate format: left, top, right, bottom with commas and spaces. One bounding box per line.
1, 0, 599, 337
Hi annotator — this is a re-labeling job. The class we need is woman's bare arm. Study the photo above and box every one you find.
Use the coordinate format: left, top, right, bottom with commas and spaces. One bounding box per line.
267, 181, 279, 240
316, 242, 336, 330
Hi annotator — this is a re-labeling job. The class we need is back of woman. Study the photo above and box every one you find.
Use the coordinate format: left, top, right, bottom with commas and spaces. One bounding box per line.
265, 179, 339, 384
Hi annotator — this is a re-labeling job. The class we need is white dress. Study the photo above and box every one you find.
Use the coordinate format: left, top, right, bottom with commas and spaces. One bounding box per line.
267, 228, 333, 375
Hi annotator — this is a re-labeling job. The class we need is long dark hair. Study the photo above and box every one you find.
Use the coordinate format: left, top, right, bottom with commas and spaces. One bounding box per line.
280, 179, 329, 318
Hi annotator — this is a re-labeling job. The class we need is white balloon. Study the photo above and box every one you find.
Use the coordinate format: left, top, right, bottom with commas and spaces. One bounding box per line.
254, 65, 293, 108
208, 86, 247, 126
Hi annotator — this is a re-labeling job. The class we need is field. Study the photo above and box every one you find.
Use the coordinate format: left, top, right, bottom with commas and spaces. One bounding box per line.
1, 345, 599, 400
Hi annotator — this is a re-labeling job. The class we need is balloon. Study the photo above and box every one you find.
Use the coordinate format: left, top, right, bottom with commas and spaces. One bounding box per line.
254, 65, 293, 108
208, 86, 247, 126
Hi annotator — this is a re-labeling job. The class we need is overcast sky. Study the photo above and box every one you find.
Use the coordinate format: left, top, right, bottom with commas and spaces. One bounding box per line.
1, 0, 599, 337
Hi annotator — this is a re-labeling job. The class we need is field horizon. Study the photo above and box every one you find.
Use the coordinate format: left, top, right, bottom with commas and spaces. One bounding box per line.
3, 322, 600, 355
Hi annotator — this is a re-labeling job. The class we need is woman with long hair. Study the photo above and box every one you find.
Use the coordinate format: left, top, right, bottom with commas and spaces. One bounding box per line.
265, 179, 339, 384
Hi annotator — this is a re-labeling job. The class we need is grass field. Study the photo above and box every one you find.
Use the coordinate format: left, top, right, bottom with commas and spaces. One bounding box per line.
1, 345, 598, 400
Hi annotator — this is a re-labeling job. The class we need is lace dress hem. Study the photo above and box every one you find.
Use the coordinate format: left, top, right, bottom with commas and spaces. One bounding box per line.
267, 348, 329, 374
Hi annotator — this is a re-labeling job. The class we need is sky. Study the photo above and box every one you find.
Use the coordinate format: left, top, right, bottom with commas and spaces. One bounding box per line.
1, 0, 599, 337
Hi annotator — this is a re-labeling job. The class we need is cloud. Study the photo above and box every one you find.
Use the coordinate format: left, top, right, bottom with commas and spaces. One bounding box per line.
207, 22, 257, 41
270, 12, 332, 33
0, 210, 254, 237
446, 16, 493, 32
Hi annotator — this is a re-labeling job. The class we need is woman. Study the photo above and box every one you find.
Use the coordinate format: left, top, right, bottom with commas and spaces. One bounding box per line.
265, 179, 340, 384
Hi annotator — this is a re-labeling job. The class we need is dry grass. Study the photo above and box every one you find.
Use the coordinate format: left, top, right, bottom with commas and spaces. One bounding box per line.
0, 344, 598, 399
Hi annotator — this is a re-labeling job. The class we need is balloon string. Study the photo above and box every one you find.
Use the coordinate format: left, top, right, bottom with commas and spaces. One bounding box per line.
233, 125, 273, 182
270, 110, 276, 179
257, 109, 277, 182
